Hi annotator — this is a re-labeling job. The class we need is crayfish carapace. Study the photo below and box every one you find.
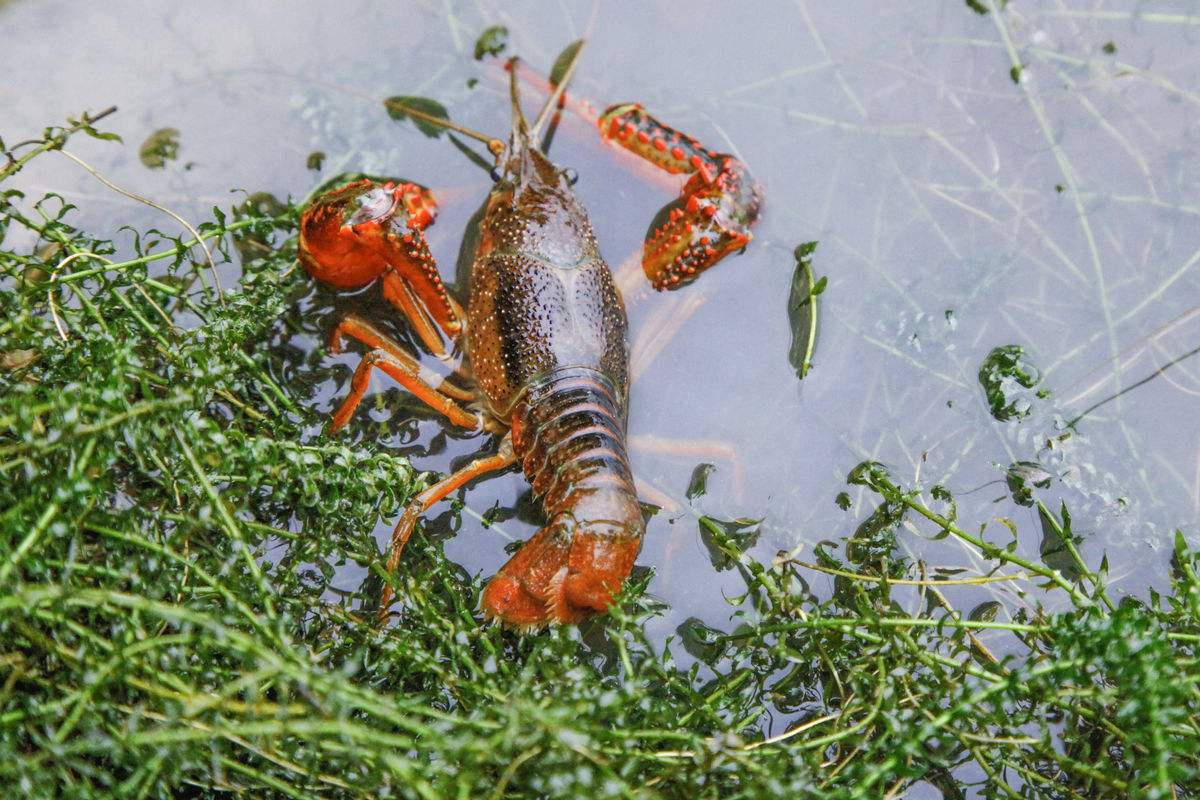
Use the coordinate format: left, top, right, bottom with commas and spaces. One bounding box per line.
297, 42, 761, 629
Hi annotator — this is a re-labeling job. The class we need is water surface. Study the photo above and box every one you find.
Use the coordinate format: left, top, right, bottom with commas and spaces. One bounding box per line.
4, 0, 1198, 644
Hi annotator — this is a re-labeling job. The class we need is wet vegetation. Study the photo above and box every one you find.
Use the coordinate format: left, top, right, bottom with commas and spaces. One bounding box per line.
2, 116, 1199, 798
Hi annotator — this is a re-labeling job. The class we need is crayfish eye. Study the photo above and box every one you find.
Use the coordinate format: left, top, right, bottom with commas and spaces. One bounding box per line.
561, 167, 579, 186
489, 166, 502, 183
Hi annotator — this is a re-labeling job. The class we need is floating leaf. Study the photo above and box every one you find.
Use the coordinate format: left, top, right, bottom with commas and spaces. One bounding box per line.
686, 463, 717, 501
846, 460, 892, 488
1038, 501, 1082, 580
384, 96, 450, 138
677, 617, 727, 663
968, 600, 1002, 623
847, 501, 906, 569
1005, 460, 1052, 507
138, 127, 180, 169
240, 192, 286, 217
478, 497, 517, 528
20, 265, 50, 288
787, 241, 822, 380
473, 25, 508, 60
80, 125, 121, 143
73, 107, 121, 143
1171, 530, 1195, 586
548, 40, 585, 87
306, 151, 325, 171
835, 491, 852, 511
977, 345, 1042, 421
0, 349, 37, 371
964, 0, 1008, 16
699, 516, 761, 571
930, 484, 957, 522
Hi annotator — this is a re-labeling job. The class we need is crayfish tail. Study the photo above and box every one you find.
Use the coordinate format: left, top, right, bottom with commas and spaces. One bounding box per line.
481, 368, 644, 627
482, 518, 643, 628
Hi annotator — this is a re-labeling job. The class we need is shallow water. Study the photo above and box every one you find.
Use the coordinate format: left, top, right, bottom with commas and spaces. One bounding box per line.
5, 0, 1198, 647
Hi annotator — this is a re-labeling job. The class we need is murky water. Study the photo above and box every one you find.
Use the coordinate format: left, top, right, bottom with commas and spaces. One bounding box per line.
5, 0, 1198, 647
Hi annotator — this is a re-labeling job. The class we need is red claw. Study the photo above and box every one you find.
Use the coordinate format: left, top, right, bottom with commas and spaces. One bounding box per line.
298, 179, 461, 338
597, 104, 762, 290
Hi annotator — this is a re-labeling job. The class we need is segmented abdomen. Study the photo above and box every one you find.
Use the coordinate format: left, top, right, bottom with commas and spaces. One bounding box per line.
481, 366, 643, 625
513, 367, 641, 534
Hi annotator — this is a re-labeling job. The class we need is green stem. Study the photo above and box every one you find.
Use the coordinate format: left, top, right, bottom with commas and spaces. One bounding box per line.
56, 216, 282, 283
867, 472, 1092, 605
724, 615, 1200, 643
0, 107, 117, 183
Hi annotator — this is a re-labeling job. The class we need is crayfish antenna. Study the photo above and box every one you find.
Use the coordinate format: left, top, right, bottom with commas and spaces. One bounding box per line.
528, 39, 587, 141
382, 98, 505, 164
506, 56, 532, 152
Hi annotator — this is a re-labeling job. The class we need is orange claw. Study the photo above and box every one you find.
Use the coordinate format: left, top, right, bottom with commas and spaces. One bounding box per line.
597, 103, 763, 290
298, 179, 462, 345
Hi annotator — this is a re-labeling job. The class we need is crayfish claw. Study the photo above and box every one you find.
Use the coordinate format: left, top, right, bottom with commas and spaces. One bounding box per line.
642, 160, 761, 290
597, 103, 762, 290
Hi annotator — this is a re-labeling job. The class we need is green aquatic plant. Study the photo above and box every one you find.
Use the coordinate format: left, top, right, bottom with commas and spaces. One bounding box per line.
137, 128, 181, 170
1, 116, 1198, 799
786, 241, 823, 381
978, 344, 1046, 422
474, 25, 509, 60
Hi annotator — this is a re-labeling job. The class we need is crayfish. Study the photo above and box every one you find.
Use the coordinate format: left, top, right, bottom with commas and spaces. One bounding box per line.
296, 41, 761, 628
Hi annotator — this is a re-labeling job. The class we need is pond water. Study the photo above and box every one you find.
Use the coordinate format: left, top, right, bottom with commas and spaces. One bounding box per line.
5, 1, 1198, 647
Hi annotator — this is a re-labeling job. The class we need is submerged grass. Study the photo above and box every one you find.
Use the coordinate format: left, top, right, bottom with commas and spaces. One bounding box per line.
1, 117, 1199, 799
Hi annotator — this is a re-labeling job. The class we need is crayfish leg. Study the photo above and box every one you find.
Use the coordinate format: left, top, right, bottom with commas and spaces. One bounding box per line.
379, 268, 460, 359
329, 313, 472, 399
327, 344, 482, 435
324, 314, 482, 438
378, 436, 518, 621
